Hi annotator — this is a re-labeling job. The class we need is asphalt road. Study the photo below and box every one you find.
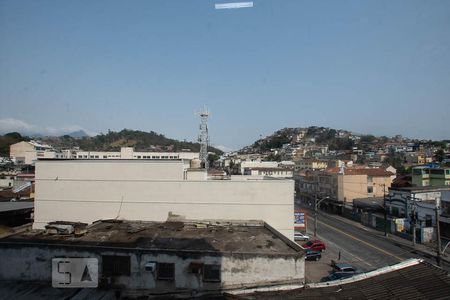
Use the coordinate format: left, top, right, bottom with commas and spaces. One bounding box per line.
298, 205, 450, 282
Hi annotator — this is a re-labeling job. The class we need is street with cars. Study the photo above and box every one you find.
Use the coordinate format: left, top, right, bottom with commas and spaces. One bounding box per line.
296, 203, 450, 283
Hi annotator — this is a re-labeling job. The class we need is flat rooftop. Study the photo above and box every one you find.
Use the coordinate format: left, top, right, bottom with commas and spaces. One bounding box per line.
0, 201, 34, 213
1, 219, 302, 256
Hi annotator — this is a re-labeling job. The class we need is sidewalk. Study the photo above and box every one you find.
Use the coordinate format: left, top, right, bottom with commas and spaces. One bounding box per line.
301, 204, 450, 265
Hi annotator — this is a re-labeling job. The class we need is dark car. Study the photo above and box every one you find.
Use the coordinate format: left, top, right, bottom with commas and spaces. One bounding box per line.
331, 261, 358, 273
321, 272, 357, 282
305, 249, 322, 261
302, 240, 326, 251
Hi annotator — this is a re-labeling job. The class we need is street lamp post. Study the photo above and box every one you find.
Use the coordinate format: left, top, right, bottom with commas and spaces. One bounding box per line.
314, 195, 330, 237
383, 184, 388, 237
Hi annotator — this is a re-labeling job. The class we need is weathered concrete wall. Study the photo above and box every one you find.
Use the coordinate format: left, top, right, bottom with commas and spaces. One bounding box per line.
0, 245, 304, 292
221, 256, 304, 287
34, 161, 294, 240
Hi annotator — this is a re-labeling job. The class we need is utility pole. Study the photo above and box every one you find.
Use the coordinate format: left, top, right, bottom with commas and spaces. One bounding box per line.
314, 196, 329, 237
383, 184, 388, 237
411, 201, 416, 247
436, 206, 442, 267
314, 194, 318, 237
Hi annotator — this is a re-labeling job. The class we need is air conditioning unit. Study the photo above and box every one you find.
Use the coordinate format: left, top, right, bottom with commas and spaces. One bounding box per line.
145, 262, 156, 272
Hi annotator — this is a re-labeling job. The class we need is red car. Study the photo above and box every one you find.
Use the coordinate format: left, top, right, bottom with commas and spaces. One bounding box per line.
302, 240, 326, 251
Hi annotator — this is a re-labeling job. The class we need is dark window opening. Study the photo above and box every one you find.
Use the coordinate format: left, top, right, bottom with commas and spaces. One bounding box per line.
189, 262, 203, 274
157, 263, 175, 280
425, 215, 432, 227
203, 264, 221, 282
102, 255, 131, 277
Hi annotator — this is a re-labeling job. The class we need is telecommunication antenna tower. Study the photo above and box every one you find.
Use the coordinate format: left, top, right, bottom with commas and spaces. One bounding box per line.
197, 107, 209, 169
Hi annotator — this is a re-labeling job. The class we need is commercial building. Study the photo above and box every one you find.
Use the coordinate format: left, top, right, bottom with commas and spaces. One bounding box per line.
33, 159, 294, 239
387, 186, 450, 240
9, 141, 199, 165
0, 219, 305, 297
74, 147, 199, 161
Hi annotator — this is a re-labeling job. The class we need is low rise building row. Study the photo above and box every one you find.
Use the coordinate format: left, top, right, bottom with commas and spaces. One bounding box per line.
9, 141, 199, 165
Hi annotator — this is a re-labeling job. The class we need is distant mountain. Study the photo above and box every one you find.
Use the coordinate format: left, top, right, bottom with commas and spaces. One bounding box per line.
67, 130, 89, 139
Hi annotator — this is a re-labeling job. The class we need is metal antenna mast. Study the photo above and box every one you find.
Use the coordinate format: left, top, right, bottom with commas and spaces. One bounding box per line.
197, 107, 209, 169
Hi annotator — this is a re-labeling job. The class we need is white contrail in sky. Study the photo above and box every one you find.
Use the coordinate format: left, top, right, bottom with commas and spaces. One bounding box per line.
215, 2, 254, 10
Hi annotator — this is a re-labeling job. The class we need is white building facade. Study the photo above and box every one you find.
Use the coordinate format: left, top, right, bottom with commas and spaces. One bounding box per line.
34, 159, 295, 239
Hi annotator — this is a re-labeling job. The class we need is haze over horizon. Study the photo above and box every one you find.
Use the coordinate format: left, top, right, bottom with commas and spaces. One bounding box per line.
1, 1, 449, 150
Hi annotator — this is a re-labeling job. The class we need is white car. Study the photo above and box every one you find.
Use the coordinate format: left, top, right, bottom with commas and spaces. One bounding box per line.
294, 232, 310, 241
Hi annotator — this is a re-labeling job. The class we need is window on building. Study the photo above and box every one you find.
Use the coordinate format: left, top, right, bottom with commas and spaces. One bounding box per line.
102, 255, 131, 277
203, 264, 221, 282
367, 186, 373, 193
157, 263, 175, 280
431, 169, 444, 175
103, 155, 107, 159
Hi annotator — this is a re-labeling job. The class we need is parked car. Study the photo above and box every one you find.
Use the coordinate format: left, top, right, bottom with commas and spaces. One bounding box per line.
305, 249, 322, 261
331, 261, 358, 273
294, 232, 310, 241
302, 240, 326, 251
321, 272, 356, 282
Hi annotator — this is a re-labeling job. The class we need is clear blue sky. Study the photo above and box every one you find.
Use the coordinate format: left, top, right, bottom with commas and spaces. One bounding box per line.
1, 0, 449, 150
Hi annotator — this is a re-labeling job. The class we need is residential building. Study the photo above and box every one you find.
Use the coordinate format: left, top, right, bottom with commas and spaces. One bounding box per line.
33, 159, 294, 239
296, 168, 393, 205
9, 141, 54, 165
412, 166, 450, 187
239, 161, 278, 175
0, 219, 305, 297
295, 159, 327, 171
0, 174, 14, 189
243, 167, 293, 178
